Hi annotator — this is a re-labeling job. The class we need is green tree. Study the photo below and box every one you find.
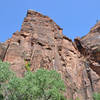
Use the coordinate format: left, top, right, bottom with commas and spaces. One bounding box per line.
7, 69, 66, 100
93, 93, 100, 100
0, 60, 66, 100
24, 69, 66, 100
0, 60, 14, 100
0, 60, 14, 83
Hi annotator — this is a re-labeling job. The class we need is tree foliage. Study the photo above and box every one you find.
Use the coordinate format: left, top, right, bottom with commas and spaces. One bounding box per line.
0, 60, 14, 82
0, 60, 14, 100
0, 60, 66, 100
93, 93, 100, 100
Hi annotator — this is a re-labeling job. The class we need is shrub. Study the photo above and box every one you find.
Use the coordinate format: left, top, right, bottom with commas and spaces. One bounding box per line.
0, 60, 14, 83
7, 69, 66, 100
25, 60, 31, 71
0, 60, 15, 100
24, 69, 66, 100
0, 60, 66, 100
93, 93, 100, 100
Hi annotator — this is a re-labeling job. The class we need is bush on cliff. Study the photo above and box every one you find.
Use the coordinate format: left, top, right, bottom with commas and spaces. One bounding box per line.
0, 60, 66, 100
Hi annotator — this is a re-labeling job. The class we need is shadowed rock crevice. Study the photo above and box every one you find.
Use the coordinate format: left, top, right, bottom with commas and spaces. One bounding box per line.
0, 42, 11, 61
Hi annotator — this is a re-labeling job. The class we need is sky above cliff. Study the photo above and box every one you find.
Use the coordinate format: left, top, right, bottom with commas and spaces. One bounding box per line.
0, 0, 100, 42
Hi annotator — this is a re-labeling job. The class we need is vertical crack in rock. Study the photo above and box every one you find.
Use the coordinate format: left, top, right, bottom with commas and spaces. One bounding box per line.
83, 60, 95, 100
84, 60, 94, 92
2, 43, 10, 61
0, 41, 11, 61
82, 71, 89, 100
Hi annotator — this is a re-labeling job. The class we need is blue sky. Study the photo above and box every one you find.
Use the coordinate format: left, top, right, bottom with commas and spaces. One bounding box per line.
0, 0, 100, 42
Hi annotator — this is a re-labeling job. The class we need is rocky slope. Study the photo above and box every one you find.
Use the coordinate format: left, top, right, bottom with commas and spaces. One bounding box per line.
0, 10, 100, 100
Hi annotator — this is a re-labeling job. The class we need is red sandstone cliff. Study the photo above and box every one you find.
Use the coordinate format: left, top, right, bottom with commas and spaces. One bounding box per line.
0, 10, 100, 100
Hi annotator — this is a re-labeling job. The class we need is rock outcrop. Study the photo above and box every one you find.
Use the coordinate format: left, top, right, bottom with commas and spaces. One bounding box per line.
79, 22, 100, 76
0, 10, 100, 100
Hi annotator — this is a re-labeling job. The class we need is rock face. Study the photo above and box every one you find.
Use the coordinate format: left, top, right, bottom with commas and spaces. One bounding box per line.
79, 22, 100, 76
0, 10, 100, 100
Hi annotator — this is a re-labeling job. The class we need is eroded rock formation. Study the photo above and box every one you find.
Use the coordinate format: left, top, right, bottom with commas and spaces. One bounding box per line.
0, 10, 100, 100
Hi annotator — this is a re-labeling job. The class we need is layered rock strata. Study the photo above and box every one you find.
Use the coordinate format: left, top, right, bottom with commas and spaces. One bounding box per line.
0, 10, 100, 100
